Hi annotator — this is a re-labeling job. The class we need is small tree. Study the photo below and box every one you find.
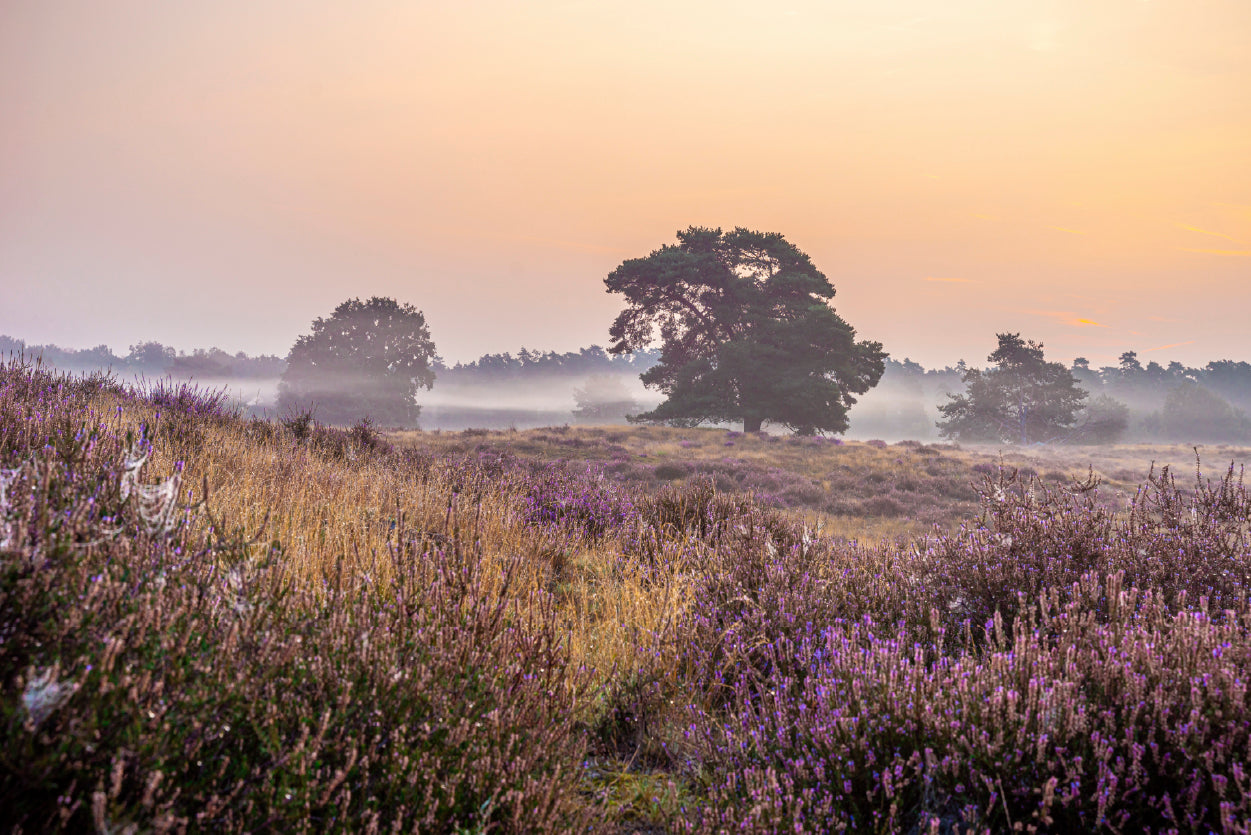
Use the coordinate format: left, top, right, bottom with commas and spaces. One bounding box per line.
937, 333, 1087, 444
277, 297, 436, 427
605, 226, 885, 434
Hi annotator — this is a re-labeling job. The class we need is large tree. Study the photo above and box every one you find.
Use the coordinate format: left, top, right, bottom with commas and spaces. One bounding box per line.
937, 333, 1087, 444
605, 226, 885, 434
277, 296, 436, 427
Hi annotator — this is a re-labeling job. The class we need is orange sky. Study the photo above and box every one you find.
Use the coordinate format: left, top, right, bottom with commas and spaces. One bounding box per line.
2, 0, 1249, 368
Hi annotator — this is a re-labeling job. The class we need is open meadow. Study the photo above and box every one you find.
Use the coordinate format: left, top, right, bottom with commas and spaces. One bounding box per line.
4, 359, 1251, 833
394, 425, 1251, 540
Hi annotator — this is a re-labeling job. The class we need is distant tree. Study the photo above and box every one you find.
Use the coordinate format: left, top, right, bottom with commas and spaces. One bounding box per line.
277, 297, 436, 427
571, 374, 641, 423
1072, 394, 1130, 444
1154, 381, 1251, 443
937, 333, 1088, 444
1069, 356, 1100, 388
1201, 360, 1251, 413
77, 345, 124, 368
169, 348, 235, 378
605, 226, 885, 434
437, 345, 660, 385
126, 341, 177, 372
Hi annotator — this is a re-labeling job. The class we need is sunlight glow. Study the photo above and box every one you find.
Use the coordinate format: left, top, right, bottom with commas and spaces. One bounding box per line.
2, 0, 1249, 366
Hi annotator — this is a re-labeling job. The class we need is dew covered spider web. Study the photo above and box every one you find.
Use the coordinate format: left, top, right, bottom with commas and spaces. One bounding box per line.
120, 444, 182, 535
0, 465, 22, 549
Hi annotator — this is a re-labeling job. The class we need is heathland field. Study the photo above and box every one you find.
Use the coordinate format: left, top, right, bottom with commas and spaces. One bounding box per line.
394, 425, 1251, 540
5, 358, 1251, 833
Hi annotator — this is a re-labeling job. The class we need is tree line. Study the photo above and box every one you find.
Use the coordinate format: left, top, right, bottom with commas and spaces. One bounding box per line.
8, 225, 1251, 442
0, 335, 284, 379
865, 340, 1251, 444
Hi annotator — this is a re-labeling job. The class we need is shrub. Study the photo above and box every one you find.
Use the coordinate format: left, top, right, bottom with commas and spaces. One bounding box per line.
637, 476, 775, 544
653, 462, 689, 481
679, 459, 1251, 833
913, 462, 1251, 638
281, 407, 316, 441
347, 416, 392, 456
139, 377, 235, 419
519, 464, 637, 541
0, 359, 589, 833
686, 572, 1251, 833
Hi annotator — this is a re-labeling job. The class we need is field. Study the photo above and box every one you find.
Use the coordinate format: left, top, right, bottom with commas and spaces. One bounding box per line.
4, 358, 1251, 833
394, 425, 1251, 539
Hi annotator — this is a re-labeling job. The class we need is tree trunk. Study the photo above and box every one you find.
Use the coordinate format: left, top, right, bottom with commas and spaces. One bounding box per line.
744, 415, 763, 433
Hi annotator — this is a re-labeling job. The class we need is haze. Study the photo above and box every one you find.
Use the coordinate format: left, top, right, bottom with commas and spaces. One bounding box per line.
3, 1, 1249, 368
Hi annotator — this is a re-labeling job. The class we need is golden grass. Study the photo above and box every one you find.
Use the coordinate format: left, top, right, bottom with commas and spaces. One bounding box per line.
97, 397, 693, 713
100, 399, 1251, 721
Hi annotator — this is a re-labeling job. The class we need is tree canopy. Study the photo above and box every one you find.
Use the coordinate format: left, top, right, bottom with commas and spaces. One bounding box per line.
937, 333, 1088, 444
277, 296, 436, 427
604, 226, 885, 434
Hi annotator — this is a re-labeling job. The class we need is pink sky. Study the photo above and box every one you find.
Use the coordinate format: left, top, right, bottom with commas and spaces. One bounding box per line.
2, 1, 1248, 368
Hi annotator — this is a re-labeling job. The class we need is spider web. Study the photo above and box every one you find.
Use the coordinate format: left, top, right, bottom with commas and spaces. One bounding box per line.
119, 444, 182, 535
0, 465, 23, 549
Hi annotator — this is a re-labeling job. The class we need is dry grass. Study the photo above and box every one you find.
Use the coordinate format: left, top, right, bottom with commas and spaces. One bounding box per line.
103, 405, 1251, 703
394, 426, 1251, 539
956, 440, 1251, 487
93, 397, 692, 711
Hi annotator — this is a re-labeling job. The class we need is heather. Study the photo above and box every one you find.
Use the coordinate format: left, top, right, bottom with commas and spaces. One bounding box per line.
0, 360, 587, 833
4, 358, 1251, 833
682, 467, 1251, 833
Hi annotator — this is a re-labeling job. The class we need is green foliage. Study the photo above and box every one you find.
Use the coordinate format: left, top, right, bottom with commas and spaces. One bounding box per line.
278, 296, 436, 428
937, 333, 1088, 444
605, 227, 886, 434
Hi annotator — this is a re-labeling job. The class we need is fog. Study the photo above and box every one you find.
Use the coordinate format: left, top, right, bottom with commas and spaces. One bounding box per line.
422, 377, 942, 438
844, 388, 943, 443
157, 372, 662, 431
30, 360, 1251, 445
418, 375, 661, 431
192, 378, 281, 410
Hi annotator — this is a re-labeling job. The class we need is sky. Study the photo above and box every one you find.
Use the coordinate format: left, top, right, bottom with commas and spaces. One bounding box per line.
2, 0, 1249, 369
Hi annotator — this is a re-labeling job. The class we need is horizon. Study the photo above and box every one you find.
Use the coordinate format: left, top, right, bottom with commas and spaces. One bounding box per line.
5, 328, 1247, 374
3, 1, 1249, 369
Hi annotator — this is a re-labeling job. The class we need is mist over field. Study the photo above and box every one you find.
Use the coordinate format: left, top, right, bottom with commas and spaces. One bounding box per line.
112, 374, 944, 439
0, 348, 953, 439
10, 335, 1251, 445
417, 374, 662, 431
